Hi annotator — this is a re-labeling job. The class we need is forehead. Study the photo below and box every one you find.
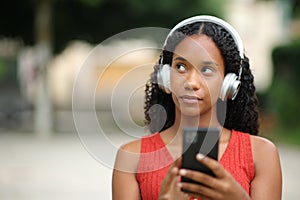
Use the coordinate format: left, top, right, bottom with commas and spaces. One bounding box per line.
173, 34, 224, 65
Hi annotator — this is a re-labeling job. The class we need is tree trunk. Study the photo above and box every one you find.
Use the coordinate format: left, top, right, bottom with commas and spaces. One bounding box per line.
33, 0, 54, 137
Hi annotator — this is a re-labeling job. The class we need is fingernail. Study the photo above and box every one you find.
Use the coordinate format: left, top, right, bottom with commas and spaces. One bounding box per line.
196, 153, 205, 160
179, 169, 187, 176
171, 167, 177, 174
177, 182, 183, 188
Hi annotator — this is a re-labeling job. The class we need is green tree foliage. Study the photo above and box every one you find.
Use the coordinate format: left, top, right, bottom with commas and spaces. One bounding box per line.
77, 0, 105, 7
268, 38, 300, 128
52, 0, 226, 51
291, 0, 300, 17
0, 0, 227, 52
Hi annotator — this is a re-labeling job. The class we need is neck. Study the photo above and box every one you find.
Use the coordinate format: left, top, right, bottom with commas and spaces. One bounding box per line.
163, 107, 220, 144
172, 107, 221, 133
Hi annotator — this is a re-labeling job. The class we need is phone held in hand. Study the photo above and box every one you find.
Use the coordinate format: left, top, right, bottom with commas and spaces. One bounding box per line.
181, 127, 220, 192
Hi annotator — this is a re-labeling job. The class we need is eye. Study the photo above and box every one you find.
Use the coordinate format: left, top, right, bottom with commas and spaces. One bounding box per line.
176, 64, 187, 72
201, 67, 214, 75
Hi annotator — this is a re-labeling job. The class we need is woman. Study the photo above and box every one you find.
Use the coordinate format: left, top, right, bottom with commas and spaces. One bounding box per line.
112, 15, 282, 200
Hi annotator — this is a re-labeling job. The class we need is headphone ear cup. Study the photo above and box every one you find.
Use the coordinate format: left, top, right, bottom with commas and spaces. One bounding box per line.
157, 64, 171, 94
219, 73, 241, 101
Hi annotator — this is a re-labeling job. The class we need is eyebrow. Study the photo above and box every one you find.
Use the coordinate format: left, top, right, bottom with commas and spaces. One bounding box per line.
173, 57, 187, 62
173, 56, 218, 66
202, 61, 218, 66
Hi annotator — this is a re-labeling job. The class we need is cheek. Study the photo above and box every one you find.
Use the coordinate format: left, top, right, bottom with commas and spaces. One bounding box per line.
170, 71, 185, 91
207, 79, 223, 100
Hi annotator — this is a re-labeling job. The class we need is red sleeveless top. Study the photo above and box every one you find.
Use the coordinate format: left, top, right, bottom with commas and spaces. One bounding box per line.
136, 130, 254, 200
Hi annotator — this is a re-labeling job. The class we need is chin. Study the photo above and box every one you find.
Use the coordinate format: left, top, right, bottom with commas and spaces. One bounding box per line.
180, 109, 202, 118
181, 107, 212, 118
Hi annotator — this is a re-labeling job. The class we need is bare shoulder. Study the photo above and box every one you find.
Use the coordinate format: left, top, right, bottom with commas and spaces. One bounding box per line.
112, 139, 143, 200
250, 135, 281, 174
119, 138, 142, 154
250, 135, 279, 156
249, 136, 282, 199
114, 138, 142, 173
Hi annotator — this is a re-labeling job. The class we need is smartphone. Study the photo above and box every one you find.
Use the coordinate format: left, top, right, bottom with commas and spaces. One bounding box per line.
181, 127, 219, 190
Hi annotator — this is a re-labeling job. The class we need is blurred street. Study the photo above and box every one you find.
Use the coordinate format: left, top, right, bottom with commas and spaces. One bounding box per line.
0, 130, 299, 200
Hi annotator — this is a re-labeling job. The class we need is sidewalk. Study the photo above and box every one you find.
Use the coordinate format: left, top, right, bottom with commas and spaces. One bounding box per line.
0, 131, 299, 200
0, 132, 112, 200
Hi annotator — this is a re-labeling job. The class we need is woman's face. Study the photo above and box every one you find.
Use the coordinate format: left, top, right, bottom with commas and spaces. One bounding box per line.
170, 34, 225, 119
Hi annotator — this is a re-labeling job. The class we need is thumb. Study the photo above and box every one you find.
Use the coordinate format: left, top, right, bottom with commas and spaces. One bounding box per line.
160, 158, 182, 192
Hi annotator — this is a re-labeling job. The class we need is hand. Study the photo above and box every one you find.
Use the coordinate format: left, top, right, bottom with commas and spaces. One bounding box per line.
159, 158, 189, 200
178, 154, 251, 200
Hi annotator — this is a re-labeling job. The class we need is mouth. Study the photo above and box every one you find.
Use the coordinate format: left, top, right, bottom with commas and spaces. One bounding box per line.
180, 95, 203, 104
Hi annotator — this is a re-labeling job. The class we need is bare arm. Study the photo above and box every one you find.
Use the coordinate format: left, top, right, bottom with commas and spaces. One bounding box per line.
250, 136, 282, 200
112, 141, 141, 200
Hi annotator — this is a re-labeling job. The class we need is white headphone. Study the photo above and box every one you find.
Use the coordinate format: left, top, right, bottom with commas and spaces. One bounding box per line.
157, 15, 244, 101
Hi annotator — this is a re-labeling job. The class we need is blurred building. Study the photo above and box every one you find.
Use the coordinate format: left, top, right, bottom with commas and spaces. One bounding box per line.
226, 0, 284, 92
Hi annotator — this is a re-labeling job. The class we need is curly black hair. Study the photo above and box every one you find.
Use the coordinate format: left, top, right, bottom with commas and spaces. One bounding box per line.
144, 21, 259, 135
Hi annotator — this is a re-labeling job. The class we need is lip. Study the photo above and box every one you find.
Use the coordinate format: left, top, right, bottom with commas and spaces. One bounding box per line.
180, 95, 203, 104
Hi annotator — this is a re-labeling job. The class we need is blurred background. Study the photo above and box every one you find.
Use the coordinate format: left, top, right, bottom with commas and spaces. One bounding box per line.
0, 0, 300, 199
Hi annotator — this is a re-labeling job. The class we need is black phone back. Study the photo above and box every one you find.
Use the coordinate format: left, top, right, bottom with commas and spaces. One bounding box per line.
181, 127, 219, 186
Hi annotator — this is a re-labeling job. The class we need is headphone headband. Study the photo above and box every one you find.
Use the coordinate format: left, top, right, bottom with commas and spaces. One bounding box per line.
163, 15, 244, 59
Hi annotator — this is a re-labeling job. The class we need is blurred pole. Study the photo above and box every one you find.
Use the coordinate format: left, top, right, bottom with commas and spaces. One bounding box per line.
33, 0, 54, 137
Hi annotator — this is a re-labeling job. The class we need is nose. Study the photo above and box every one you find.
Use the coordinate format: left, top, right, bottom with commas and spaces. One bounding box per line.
183, 69, 202, 91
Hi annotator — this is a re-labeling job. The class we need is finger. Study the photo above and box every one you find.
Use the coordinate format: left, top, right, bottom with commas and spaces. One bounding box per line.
173, 157, 182, 168
179, 168, 215, 188
196, 153, 228, 178
162, 158, 181, 187
179, 181, 216, 199
162, 167, 178, 188
180, 179, 224, 200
